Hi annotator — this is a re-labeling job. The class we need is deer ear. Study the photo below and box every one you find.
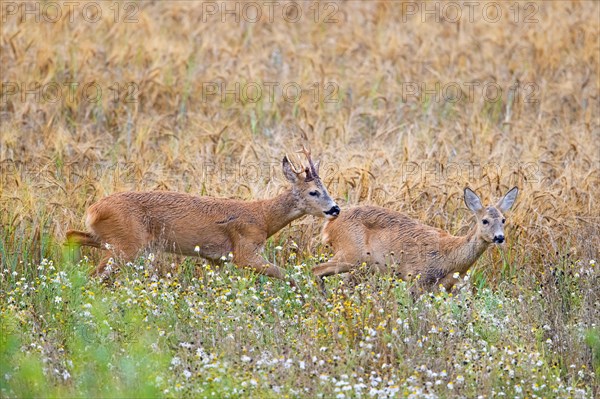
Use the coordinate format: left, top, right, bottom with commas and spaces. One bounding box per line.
314, 160, 321, 174
497, 186, 518, 212
464, 188, 483, 212
282, 156, 299, 183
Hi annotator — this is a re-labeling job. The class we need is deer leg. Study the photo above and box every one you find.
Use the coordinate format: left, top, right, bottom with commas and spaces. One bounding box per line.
245, 259, 288, 280
248, 260, 299, 290
437, 274, 461, 293
234, 249, 298, 289
93, 253, 112, 277
93, 244, 140, 278
313, 261, 356, 278
88, 215, 149, 278
229, 230, 299, 289
342, 272, 360, 289
313, 261, 357, 295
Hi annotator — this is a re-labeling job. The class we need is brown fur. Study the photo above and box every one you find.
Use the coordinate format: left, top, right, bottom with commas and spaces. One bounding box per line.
65, 231, 101, 248
314, 187, 518, 293
67, 152, 339, 284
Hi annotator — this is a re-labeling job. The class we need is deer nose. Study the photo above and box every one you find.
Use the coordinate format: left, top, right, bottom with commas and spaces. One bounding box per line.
493, 235, 505, 244
324, 205, 340, 217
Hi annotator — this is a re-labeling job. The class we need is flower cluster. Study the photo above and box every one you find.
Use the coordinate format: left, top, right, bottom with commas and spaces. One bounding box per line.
0, 254, 597, 398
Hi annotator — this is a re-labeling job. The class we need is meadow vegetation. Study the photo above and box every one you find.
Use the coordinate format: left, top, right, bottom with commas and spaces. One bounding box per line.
1, 1, 598, 397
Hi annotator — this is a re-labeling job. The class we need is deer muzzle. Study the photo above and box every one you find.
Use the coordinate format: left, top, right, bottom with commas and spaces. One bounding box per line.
324, 205, 340, 219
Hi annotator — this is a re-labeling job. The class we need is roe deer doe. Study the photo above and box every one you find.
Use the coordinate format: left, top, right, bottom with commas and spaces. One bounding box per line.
66, 148, 340, 286
313, 187, 518, 293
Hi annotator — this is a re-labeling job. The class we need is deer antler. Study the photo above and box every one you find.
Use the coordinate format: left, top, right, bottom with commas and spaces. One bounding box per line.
297, 145, 319, 181
284, 153, 305, 175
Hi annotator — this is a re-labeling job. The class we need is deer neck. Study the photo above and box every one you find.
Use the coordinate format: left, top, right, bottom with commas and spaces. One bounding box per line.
261, 188, 304, 238
446, 224, 489, 275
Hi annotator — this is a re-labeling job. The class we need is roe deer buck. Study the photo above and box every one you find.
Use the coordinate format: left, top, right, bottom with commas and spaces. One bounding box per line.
66, 147, 340, 286
313, 187, 518, 293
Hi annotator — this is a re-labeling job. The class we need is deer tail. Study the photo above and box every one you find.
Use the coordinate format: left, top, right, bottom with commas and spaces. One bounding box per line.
66, 230, 101, 248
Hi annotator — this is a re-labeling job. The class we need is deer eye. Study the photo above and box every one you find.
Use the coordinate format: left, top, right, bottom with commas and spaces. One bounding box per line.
502, 218, 506, 224
482, 219, 489, 225
309, 191, 320, 197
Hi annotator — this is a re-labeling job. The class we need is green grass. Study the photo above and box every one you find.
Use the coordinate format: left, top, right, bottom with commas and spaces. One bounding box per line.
0, 235, 597, 398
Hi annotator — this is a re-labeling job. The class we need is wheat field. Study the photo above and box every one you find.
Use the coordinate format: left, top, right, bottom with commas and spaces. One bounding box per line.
1, 1, 599, 398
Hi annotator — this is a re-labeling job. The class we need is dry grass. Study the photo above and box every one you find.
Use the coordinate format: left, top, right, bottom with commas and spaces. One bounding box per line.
1, 1, 599, 397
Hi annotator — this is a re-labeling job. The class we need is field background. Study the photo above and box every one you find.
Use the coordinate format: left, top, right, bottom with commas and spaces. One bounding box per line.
1, 1, 599, 398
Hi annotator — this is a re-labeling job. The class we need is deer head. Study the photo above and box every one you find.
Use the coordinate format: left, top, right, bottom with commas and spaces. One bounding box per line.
282, 146, 340, 220
464, 187, 519, 244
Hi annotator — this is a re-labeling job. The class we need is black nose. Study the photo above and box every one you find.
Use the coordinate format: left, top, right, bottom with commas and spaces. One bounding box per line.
325, 205, 340, 217
493, 235, 505, 244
